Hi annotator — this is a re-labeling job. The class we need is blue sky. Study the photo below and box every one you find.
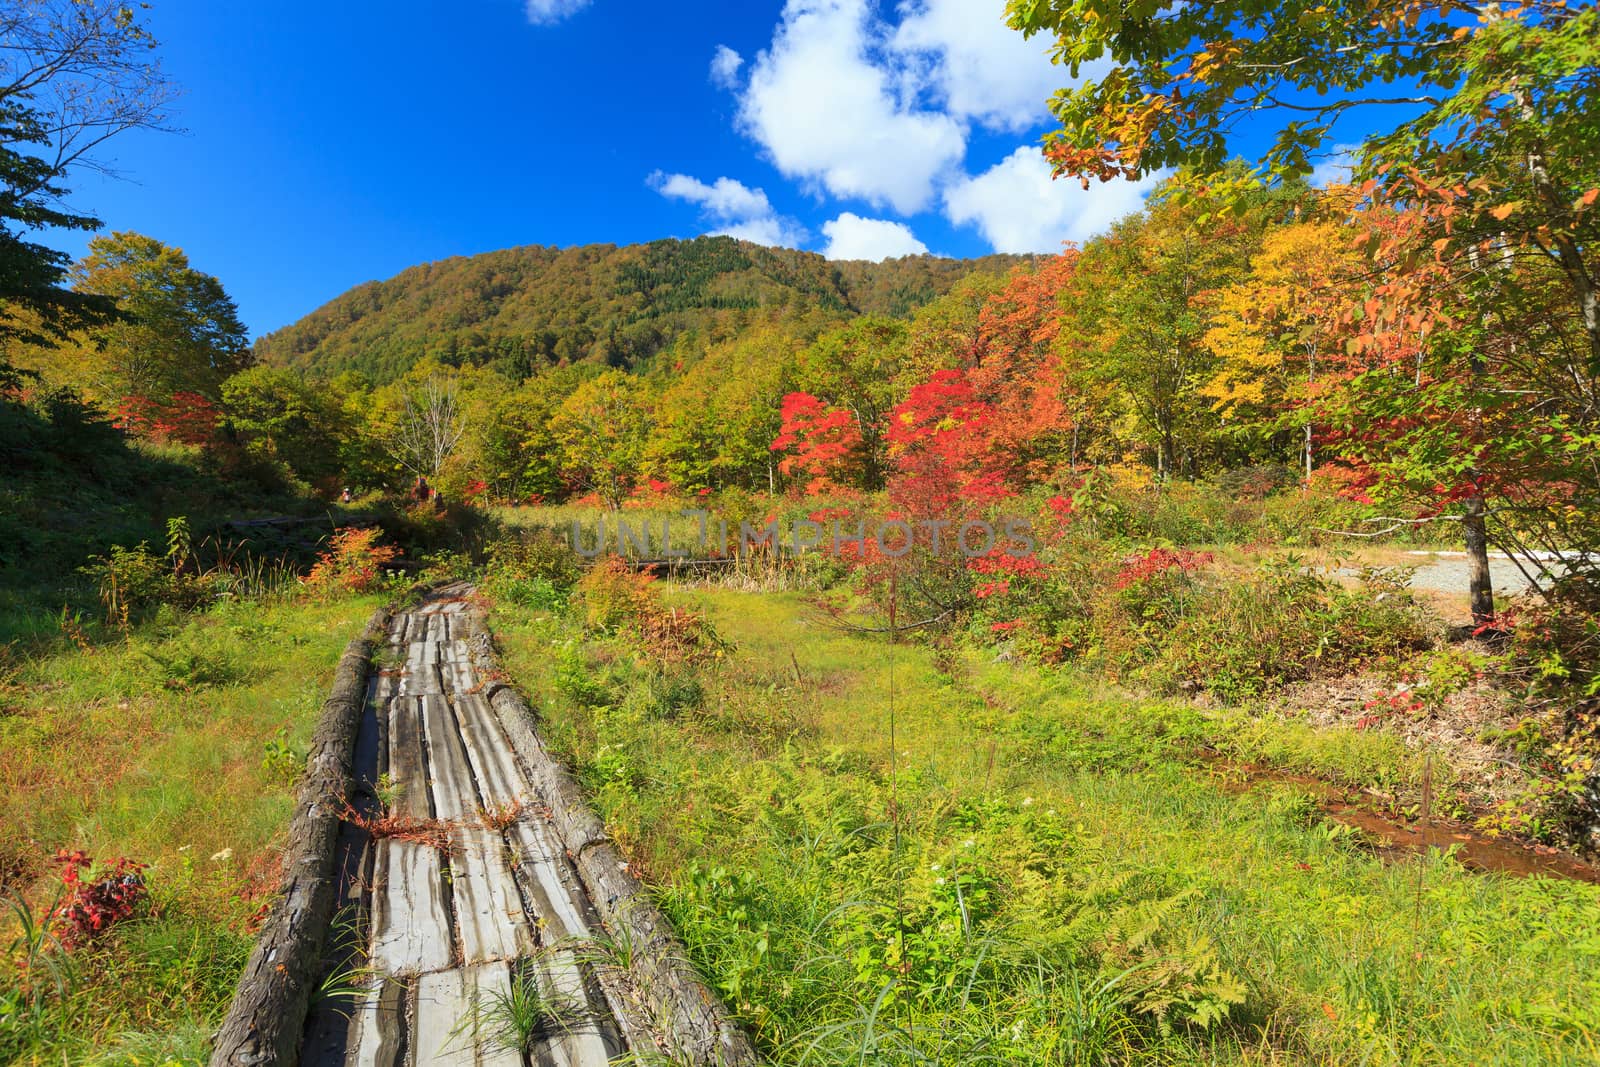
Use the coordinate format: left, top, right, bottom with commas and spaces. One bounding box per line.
47, 1, 1339, 340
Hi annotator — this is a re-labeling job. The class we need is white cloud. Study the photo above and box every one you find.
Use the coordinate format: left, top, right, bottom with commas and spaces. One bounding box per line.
652, 173, 773, 220
649, 172, 807, 248
821, 213, 929, 260
719, 217, 808, 246
1311, 144, 1361, 188
738, 0, 966, 215
710, 45, 744, 89
943, 146, 1162, 253
524, 0, 591, 25
891, 0, 1067, 133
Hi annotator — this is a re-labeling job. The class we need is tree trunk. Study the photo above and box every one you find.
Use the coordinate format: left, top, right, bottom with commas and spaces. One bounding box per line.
1304, 422, 1314, 489
1462, 492, 1495, 627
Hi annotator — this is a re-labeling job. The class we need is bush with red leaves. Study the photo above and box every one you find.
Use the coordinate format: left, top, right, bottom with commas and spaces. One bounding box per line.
50, 850, 148, 949
1113, 547, 1214, 590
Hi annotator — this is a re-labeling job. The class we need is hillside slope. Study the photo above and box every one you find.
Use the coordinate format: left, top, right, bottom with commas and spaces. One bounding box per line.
254, 236, 1031, 383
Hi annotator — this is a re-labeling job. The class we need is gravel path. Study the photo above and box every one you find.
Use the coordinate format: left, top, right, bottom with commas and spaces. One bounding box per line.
1398, 553, 1557, 596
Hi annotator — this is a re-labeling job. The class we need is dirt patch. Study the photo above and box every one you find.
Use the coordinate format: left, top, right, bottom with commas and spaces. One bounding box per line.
1260, 651, 1530, 810
1204, 754, 1600, 884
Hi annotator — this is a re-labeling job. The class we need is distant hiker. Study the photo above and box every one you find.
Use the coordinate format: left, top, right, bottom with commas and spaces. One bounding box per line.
413, 475, 430, 503
341, 486, 352, 503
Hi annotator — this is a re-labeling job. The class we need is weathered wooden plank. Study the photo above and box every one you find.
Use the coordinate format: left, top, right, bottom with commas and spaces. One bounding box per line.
369, 839, 452, 976
387, 698, 430, 820
399, 664, 444, 697
482, 672, 758, 1066
372, 694, 453, 975
506, 819, 591, 945
417, 694, 530, 965
409, 638, 445, 668
420, 695, 478, 823
345, 975, 408, 1067
530, 950, 626, 1067
451, 827, 533, 964
413, 965, 524, 1067
452, 693, 530, 809
439, 658, 476, 698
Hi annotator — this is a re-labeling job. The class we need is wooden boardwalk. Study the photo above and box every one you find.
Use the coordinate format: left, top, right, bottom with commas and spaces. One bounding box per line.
303, 587, 630, 1067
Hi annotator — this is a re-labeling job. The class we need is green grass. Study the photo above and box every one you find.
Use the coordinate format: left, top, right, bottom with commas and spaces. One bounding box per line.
0, 592, 384, 1065
492, 586, 1600, 1066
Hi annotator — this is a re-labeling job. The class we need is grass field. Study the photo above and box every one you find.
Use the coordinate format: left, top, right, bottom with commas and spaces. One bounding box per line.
0, 593, 383, 1065
492, 585, 1600, 1066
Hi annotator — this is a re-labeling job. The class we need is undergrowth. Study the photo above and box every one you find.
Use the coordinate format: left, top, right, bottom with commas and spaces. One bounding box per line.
492, 584, 1600, 1067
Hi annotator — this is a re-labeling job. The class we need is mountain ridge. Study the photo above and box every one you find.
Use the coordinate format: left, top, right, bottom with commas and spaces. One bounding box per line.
254, 236, 1034, 384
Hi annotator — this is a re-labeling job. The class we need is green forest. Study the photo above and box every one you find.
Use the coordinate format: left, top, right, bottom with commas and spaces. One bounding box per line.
3, 1, 1599, 1065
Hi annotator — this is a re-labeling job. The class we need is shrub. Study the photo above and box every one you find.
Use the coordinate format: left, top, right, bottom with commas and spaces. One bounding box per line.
554, 645, 612, 708
304, 527, 400, 595
261, 728, 303, 785
483, 529, 582, 609
575, 557, 727, 664
141, 635, 246, 691
1147, 561, 1433, 701
1484, 575, 1600, 848
49, 851, 148, 949
80, 542, 214, 624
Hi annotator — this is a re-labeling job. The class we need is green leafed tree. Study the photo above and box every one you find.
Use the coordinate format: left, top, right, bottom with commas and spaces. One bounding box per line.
0, 0, 173, 339
220, 366, 350, 490
60, 232, 251, 403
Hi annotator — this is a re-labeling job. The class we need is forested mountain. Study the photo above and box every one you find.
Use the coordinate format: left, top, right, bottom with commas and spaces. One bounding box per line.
253, 237, 1032, 383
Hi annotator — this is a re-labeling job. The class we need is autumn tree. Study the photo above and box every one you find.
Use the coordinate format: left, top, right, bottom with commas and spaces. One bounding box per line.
901, 272, 1007, 385
769, 391, 864, 497
969, 253, 1086, 479
1202, 214, 1365, 482
61, 232, 250, 404
1009, 0, 1600, 613
885, 369, 1010, 518
1062, 184, 1272, 478
549, 370, 650, 506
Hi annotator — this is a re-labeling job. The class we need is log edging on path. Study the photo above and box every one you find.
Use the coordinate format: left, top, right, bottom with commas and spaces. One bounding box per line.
210, 604, 391, 1067
473, 631, 762, 1067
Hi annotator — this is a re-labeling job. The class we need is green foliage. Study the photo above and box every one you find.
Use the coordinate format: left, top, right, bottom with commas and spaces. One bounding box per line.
1, 593, 382, 1062
64, 232, 250, 403
1145, 561, 1435, 701
482, 530, 581, 609
493, 588, 1600, 1066
460, 963, 576, 1055
261, 728, 303, 786
1485, 576, 1600, 848
221, 366, 351, 489
553, 644, 611, 709
252, 237, 1030, 384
